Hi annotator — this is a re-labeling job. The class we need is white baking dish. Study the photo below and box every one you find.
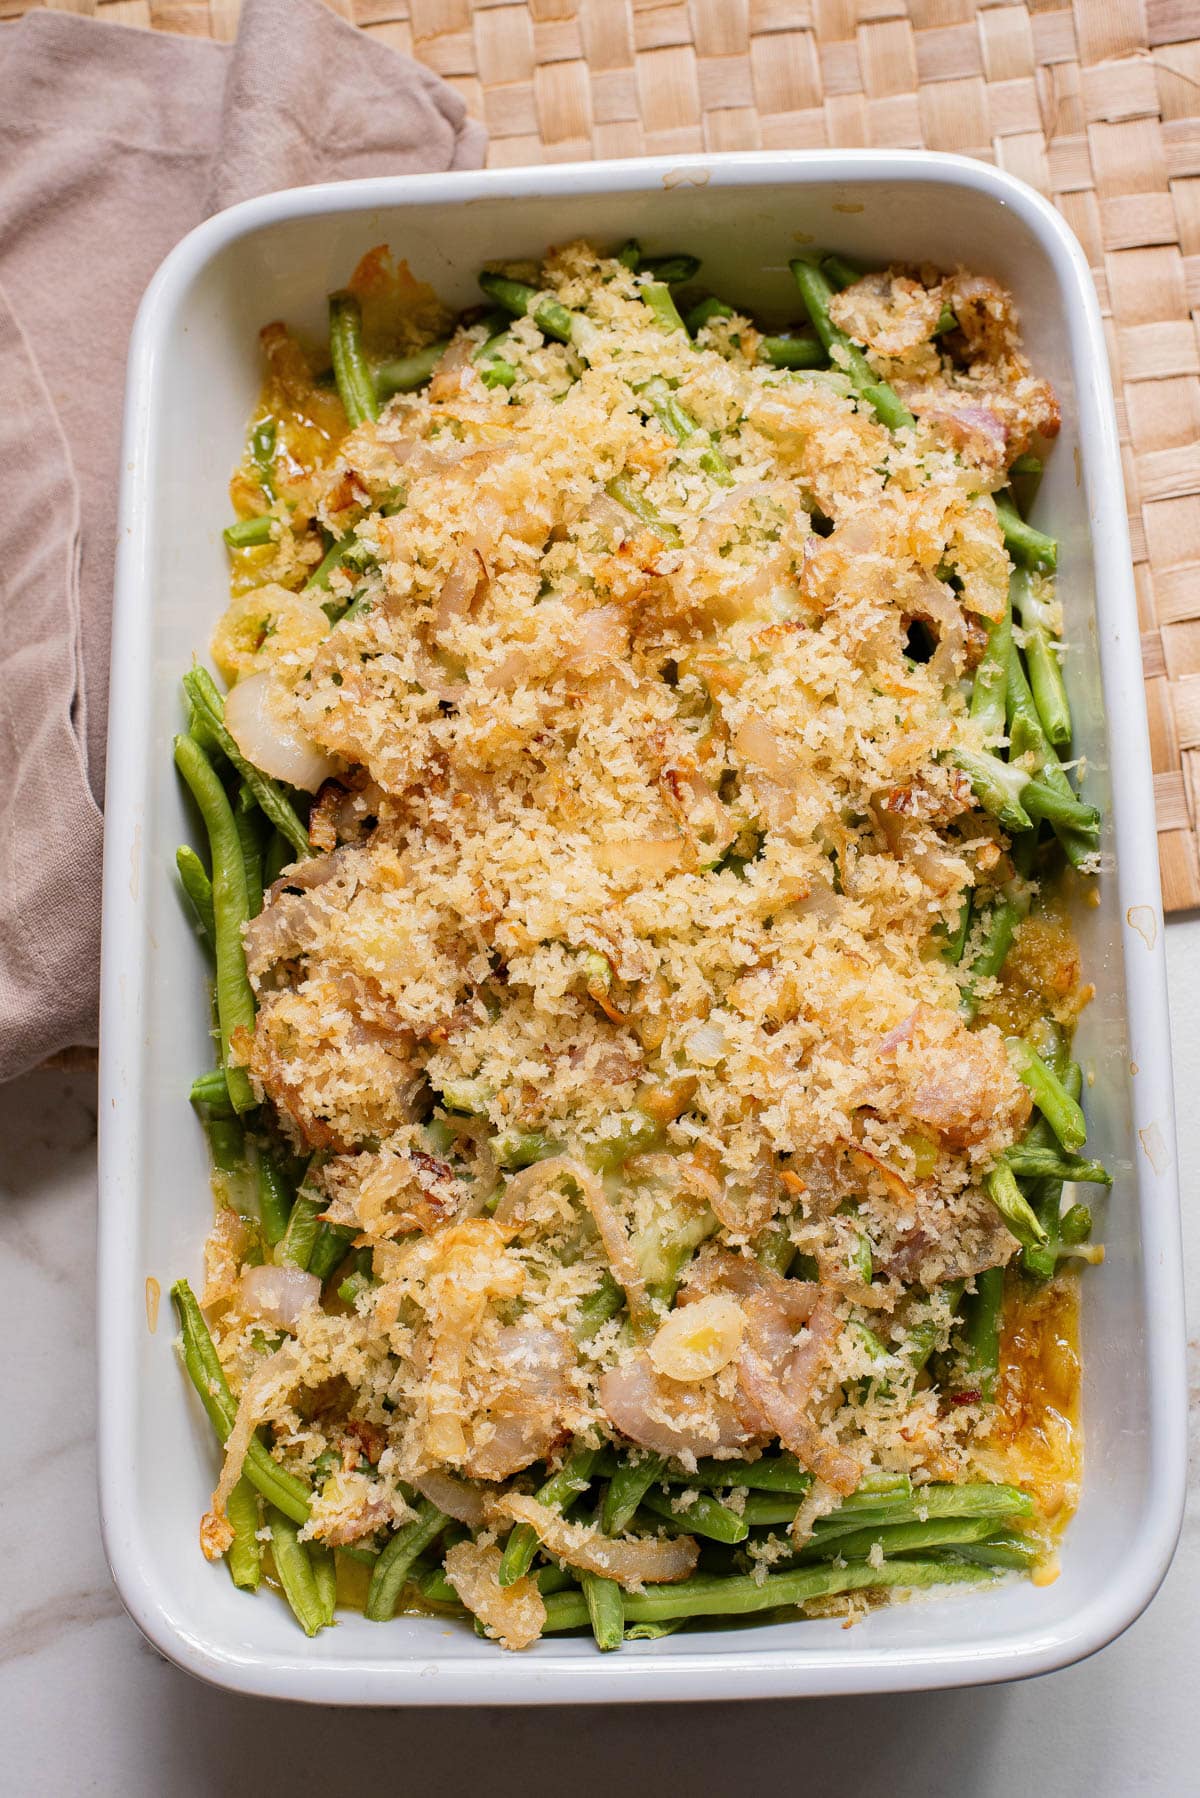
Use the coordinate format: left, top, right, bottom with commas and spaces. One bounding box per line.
99, 151, 1187, 1704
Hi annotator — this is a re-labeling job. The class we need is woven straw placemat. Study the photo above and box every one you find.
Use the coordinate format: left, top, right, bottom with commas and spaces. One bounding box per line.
7, 0, 1200, 912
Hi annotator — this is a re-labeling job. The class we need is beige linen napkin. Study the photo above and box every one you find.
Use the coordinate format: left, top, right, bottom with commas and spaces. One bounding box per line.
0, 0, 486, 1080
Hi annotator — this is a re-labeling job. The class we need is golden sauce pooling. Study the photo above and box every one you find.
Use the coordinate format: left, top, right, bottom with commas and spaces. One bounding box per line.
992, 1272, 1082, 1563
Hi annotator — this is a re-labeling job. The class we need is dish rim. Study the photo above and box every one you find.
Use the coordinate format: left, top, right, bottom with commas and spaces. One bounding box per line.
98, 147, 1186, 1705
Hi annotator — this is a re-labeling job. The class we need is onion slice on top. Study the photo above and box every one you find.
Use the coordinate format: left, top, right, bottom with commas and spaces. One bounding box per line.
443, 1541, 546, 1651
493, 1493, 699, 1589
224, 671, 338, 794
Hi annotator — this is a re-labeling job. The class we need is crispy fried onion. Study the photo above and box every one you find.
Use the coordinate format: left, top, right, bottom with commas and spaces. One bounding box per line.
683, 1251, 861, 1496
461, 1323, 574, 1480
493, 1494, 699, 1591
421, 1221, 525, 1465
201, 1341, 300, 1559
321, 1143, 467, 1238
443, 1541, 546, 1651
494, 1157, 653, 1335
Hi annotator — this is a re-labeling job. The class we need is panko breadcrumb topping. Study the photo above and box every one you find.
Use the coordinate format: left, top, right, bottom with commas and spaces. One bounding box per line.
191, 241, 1090, 1645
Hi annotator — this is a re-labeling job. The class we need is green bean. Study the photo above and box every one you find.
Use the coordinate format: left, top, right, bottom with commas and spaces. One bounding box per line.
204, 1116, 246, 1175
1012, 567, 1070, 747
798, 1515, 1002, 1564
640, 253, 701, 284
311, 1542, 338, 1628
478, 272, 577, 345
581, 1572, 625, 1650
572, 1272, 625, 1344
970, 585, 1013, 742
951, 748, 1033, 834
170, 1281, 311, 1524
958, 1267, 1004, 1401
309, 1222, 355, 1283
263, 829, 292, 887
850, 1232, 874, 1285
1018, 1061, 1083, 1279
225, 1475, 262, 1590
942, 891, 972, 967
820, 253, 862, 291
617, 239, 642, 271
329, 290, 378, 427
255, 1148, 294, 1246
223, 516, 274, 549
303, 528, 360, 594
688, 1454, 814, 1496
267, 1507, 329, 1636
365, 1500, 450, 1621
173, 734, 256, 1113
540, 1558, 995, 1631
234, 784, 266, 918
985, 1162, 1048, 1248
789, 259, 914, 431
638, 375, 731, 483
536, 1564, 578, 1596
759, 332, 825, 370
641, 1487, 749, 1544
494, 1129, 564, 1170
604, 473, 682, 546
587, 1111, 664, 1173
601, 1453, 667, 1535
475, 328, 518, 390
499, 1443, 599, 1587
813, 1481, 1032, 1533
640, 282, 688, 335
945, 1531, 1040, 1571
904, 1284, 965, 1377
960, 897, 1021, 1020
250, 417, 277, 500
176, 845, 216, 949
375, 341, 448, 399
754, 1222, 797, 1277
934, 304, 959, 336
190, 1066, 233, 1116
416, 1564, 467, 1608
1006, 1146, 1108, 1185
182, 669, 312, 859
276, 1191, 323, 1272
1006, 1037, 1088, 1152
995, 492, 1056, 571
1060, 1203, 1094, 1245
1020, 777, 1099, 837
685, 296, 734, 335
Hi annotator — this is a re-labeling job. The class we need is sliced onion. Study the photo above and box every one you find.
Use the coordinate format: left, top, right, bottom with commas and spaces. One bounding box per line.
413, 1467, 487, 1528
599, 1355, 765, 1458
732, 712, 796, 781
462, 1323, 574, 1481
573, 603, 629, 658
202, 1342, 299, 1555
433, 547, 487, 639
443, 1541, 545, 1651
494, 1494, 699, 1589
224, 671, 338, 794
237, 1264, 321, 1330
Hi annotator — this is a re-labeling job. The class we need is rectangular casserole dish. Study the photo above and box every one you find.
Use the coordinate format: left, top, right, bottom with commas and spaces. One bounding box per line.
99, 150, 1187, 1704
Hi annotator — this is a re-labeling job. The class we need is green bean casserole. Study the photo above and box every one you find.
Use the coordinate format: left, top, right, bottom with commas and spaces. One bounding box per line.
171, 240, 1108, 1649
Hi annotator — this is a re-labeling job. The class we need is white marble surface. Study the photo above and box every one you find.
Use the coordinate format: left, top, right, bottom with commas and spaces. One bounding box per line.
2, 923, 1196, 1797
